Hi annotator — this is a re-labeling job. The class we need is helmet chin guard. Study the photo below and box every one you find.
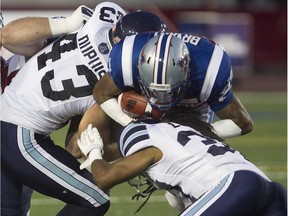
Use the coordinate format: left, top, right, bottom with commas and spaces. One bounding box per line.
138, 34, 191, 111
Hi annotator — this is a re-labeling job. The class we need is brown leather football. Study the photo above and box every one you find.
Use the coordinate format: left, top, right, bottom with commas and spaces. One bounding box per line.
118, 90, 164, 119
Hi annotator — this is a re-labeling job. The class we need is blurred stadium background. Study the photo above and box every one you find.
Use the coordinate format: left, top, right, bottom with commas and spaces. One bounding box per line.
1, 0, 287, 215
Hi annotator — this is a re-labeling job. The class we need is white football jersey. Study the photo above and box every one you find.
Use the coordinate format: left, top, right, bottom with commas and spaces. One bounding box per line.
119, 121, 269, 200
1, 2, 126, 135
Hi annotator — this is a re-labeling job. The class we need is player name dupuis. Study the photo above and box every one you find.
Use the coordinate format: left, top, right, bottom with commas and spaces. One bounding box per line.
78, 34, 107, 76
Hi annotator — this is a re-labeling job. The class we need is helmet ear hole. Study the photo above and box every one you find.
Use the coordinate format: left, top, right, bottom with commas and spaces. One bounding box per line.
147, 57, 151, 64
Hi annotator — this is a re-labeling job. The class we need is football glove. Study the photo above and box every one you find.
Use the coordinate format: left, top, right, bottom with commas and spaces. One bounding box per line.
77, 124, 104, 170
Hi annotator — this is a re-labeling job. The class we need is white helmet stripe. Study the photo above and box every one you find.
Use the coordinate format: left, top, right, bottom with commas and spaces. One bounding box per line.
153, 34, 173, 85
162, 34, 174, 84
121, 35, 137, 86
200, 45, 224, 101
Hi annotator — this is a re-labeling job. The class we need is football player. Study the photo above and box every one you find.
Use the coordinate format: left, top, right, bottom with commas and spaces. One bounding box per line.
0, 7, 93, 216
93, 33, 253, 140
77, 108, 287, 216
1, 6, 93, 93
93, 33, 254, 211
0, 2, 168, 215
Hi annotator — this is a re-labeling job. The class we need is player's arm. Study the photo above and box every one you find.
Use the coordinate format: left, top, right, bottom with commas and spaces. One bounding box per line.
91, 147, 162, 190
78, 103, 121, 162
1, 5, 92, 57
65, 115, 83, 158
77, 124, 162, 190
93, 73, 133, 126
213, 94, 253, 139
1, 17, 49, 57
93, 73, 122, 104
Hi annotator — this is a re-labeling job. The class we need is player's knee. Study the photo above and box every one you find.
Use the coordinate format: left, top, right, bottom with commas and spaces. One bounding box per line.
1, 195, 31, 216
165, 191, 186, 212
1, 206, 28, 216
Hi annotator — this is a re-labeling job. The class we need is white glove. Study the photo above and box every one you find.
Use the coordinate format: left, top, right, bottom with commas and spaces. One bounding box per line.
77, 124, 104, 170
49, 5, 93, 36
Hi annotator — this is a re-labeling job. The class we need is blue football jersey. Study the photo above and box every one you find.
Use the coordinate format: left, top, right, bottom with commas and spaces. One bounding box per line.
108, 32, 233, 113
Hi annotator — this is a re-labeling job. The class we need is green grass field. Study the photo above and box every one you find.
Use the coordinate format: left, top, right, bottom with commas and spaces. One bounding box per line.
30, 92, 287, 216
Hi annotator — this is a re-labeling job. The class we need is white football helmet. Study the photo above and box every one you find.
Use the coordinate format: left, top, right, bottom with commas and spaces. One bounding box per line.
138, 34, 191, 110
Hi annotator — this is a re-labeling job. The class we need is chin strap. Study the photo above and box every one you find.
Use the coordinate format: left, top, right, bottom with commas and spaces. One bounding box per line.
211, 119, 242, 139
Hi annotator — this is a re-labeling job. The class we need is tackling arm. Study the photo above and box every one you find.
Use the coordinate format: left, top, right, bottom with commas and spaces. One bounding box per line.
78, 103, 121, 162
1, 17, 49, 57
77, 124, 162, 190
65, 115, 83, 158
93, 73, 133, 126
213, 94, 253, 139
1, 5, 91, 57
91, 146, 162, 190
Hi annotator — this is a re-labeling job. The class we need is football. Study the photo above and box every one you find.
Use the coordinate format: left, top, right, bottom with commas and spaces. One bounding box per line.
118, 90, 164, 119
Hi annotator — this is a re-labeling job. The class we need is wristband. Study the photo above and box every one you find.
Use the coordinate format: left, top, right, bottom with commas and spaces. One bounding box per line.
211, 119, 241, 139
79, 148, 103, 170
100, 98, 133, 126
48, 6, 85, 36
88, 148, 103, 161
48, 18, 67, 36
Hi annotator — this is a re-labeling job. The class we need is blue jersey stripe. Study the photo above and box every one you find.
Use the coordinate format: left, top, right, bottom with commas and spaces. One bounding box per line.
124, 133, 150, 155
122, 125, 147, 144
119, 123, 149, 156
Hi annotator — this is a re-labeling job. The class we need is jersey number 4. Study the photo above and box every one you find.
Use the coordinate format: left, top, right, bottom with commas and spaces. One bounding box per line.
38, 34, 98, 101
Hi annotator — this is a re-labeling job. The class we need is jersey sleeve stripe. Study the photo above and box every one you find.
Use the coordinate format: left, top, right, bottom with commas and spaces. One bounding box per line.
200, 45, 224, 102
123, 133, 150, 155
119, 124, 150, 156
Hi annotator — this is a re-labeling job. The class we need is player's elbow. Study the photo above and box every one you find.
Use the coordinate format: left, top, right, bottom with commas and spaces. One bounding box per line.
1, 27, 13, 47
241, 118, 253, 135
93, 176, 110, 190
93, 80, 108, 105
93, 73, 121, 104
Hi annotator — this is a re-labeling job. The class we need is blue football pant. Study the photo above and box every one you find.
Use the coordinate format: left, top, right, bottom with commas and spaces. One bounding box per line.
180, 170, 287, 216
1, 121, 110, 216
1, 172, 33, 216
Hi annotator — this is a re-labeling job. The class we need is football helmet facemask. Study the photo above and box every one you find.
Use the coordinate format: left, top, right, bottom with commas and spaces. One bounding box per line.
138, 34, 191, 111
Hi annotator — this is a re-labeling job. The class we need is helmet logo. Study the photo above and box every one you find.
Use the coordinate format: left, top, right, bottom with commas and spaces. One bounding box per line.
139, 48, 147, 65
177, 55, 189, 70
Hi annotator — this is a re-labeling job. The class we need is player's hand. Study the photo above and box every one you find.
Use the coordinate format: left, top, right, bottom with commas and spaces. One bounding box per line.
77, 124, 104, 170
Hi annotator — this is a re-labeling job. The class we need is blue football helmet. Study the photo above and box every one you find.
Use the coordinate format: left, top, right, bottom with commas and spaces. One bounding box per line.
138, 34, 191, 111
110, 11, 168, 45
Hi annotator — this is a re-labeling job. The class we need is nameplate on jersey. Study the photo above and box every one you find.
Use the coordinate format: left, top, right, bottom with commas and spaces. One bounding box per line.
78, 34, 108, 80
